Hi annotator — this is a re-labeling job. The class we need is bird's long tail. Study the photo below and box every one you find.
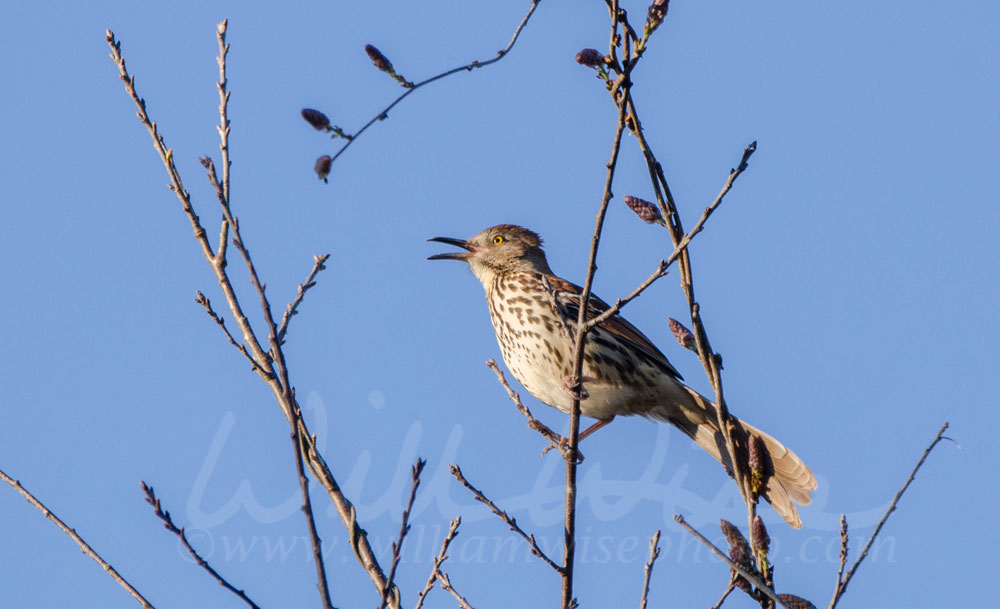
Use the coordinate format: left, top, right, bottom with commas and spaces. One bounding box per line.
651, 386, 817, 529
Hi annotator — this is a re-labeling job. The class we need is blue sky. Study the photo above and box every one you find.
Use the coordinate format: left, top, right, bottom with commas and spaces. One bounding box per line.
1, 1, 996, 608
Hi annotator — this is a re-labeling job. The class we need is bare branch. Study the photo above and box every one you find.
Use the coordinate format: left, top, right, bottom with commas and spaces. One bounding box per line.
217, 25, 335, 608
485, 359, 577, 460
556, 7, 637, 606
202, 156, 228, 211
277, 254, 331, 345
214, 19, 232, 260
207, 24, 335, 608
107, 26, 353, 609
559, 47, 632, 609
710, 583, 737, 609
216, 218, 230, 261
105, 30, 274, 384
828, 422, 952, 608
625, 66, 763, 554
200, 149, 285, 394
141, 482, 260, 609
638, 530, 661, 609
593, 10, 765, 559
288, 423, 336, 609
414, 517, 462, 609
436, 571, 476, 609
105, 30, 212, 261
325, 1, 541, 169
583, 260, 668, 332
194, 291, 264, 373
449, 465, 561, 573
0, 468, 155, 609
378, 459, 425, 609
673, 515, 792, 609
583, 143, 755, 331
828, 515, 849, 606
298, 424, 396, 606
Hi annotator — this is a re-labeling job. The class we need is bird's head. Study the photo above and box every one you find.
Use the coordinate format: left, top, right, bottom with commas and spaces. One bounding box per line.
428, 224, 552, 283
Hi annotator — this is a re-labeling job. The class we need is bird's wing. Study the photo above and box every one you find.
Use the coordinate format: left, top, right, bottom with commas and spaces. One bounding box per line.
541, 274, 683, 380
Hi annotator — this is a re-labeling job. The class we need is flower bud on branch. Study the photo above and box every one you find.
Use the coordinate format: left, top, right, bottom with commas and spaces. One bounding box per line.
668, 317, 697, 352
647, 0, 670, 31
720, 520, 751, 561
748, 433, 766, 496
639, 0, 671, 51
314, 155, 332, 183
752, 515, 770, 556
300, 108, 352, 140
728, 546, 753, 593
575, 48, 614, 90
575, 48, 604, 68
624, 195, 666, 225
778, 594, 817, 609
365, 44, 393, 72
365, 44, 414, 88
720, 519, 756, 592
301, 108, 330, 131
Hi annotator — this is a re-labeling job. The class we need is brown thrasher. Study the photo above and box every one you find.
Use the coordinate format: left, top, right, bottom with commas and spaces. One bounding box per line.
429, 224, 816, 528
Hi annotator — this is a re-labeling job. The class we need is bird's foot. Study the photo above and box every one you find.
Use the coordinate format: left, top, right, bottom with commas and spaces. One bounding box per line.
540, 435, 585, 463
562, 376, 595, 401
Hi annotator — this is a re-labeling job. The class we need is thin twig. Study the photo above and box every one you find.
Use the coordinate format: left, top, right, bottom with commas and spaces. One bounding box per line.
828, 422, 952, 608
583, 145, 754, 331
106, 30, 274, 389
141, 482, 260, 609
710, 583, 737, 609
559, 8, 631, 606
211, 27, 335, 607
277, 254, 331, 344
414, 517, 463, 609
326, 1, 540, 168
201, 156, 232, 269
623, 100, 757, 408
625, 63, 764, 560
210, 24, 338, 609
201, 157, 289, 413
485, 359, 576, 460
214, 19, 232, 261
436, 571, 476, 609
289, 424, 336, 609
583, 260, 668, 333
673, 515, 792, 609
194, 291, 264, 373
449, 465, 561, 573
829, 515, 848, 606
202, 152, 289, 409
378, 459, 425, 609
298, 424, 396, 606
561, 21, 631, 609
638, 530, 661, 609
0, 468, 155, 609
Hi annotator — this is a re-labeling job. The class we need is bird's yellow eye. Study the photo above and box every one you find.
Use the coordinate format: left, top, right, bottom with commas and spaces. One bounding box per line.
493, 235, 505, 245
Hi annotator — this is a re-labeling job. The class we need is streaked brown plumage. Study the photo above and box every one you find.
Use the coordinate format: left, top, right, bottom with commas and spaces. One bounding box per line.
429, 224, 816, 528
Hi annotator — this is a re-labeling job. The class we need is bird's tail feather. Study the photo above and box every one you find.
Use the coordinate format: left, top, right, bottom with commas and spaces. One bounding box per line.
651, 386, 817, 529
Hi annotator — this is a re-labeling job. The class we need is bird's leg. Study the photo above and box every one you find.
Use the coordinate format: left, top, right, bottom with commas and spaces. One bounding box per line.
578, 416, 615, 442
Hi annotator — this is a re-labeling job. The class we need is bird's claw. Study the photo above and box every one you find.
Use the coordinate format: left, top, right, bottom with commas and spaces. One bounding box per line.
540, 436, 584, 463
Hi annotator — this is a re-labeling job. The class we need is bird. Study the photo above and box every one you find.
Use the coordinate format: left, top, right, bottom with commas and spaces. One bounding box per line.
428, 224, 816, 528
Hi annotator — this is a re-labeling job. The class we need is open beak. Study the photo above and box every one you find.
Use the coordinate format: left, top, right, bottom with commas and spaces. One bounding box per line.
427, 236, 477, 261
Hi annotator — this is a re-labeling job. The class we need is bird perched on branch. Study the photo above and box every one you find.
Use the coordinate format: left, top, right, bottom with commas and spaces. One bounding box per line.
429, 224, 816, 528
